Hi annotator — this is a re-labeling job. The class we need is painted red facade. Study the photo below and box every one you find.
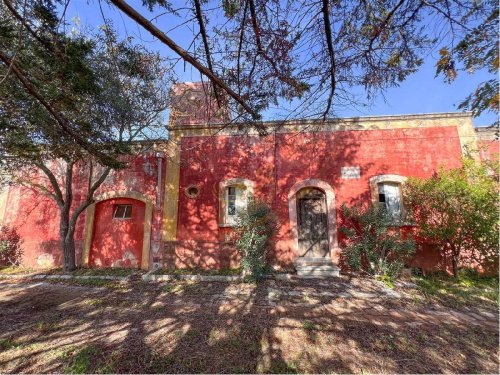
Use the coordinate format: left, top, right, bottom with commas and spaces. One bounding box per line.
0, 83, 497, 272
0, 152, 164, 269
89, 198, 146, 268
172, 126, 464, 270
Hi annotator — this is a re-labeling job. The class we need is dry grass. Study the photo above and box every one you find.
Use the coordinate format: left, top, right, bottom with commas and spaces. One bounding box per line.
0, 278, 497, 374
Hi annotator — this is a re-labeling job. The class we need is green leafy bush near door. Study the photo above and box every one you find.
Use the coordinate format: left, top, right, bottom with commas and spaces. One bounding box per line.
235, 200, 278, 281
340, 204, 415, 278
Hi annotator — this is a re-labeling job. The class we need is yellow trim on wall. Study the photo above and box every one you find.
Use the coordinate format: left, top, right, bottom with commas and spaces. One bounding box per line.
162, 138, 181, 241
0, 187, 9, 225
161, 112, 479, 255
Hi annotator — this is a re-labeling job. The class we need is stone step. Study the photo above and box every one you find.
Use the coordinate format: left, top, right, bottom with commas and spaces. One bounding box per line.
294, 257, 340, 277
294, 257, 336, 267
295, 264, 336, 271
296, 269, 340, 277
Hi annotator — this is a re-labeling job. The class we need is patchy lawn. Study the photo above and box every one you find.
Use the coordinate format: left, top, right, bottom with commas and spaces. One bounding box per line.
0, 266, 38, 275
0, 277, 497, 374
411, 269, 499, 309
0, 266, 143, 277
153, 267, 242, 276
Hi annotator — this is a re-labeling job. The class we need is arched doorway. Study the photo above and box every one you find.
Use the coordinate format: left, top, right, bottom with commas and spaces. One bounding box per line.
288, 178, 339, 261
89, 198, 146, 268
296, 188, 329, 257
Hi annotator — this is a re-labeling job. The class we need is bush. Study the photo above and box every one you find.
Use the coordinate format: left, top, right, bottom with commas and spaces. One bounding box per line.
0, 226, 23, 267
403, 156, 499, 277
235, 200, 278, 281
341, 204, 415, 278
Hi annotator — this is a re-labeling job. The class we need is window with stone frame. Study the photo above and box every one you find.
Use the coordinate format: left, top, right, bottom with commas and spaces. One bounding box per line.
225, 185, 250, 225
377, 182, 403, 221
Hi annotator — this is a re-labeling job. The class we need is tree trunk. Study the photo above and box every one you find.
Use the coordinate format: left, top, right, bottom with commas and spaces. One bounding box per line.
451, 254, 458, 278
60, 194, 77, 271
60, 214, 76, 271
63, 234, 76, 272
450, 244, 458, 278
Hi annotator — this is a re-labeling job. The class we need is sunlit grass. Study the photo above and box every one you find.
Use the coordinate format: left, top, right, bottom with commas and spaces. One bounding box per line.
414, 268, 499, 308
153, 267, 241, 276
0, 266, 37, 275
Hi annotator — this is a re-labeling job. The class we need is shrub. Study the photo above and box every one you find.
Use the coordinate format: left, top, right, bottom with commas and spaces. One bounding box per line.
340, 204, 415, 278
403, 156, 499, 277
0, 225, 23, 267
235, 200, 278, 281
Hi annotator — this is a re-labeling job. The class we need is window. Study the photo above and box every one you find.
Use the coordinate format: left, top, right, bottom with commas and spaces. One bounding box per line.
185, 185, 200, 198
219, 178, 255, 226
225, 186, 249, 225
378, 182, 402, 220
113, 204, 132, 219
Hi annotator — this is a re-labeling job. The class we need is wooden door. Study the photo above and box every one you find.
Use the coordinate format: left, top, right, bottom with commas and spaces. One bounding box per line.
297, 188, 329, 257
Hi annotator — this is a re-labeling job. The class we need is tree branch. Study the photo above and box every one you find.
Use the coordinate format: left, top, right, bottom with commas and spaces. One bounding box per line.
109, 0, 259, 119
367, 0, 405, 52
192, 0, 222, 107
35, 161, 64, 206
321, 0, 336, 120
3, 0, 60, 56
0, 50, 114, 165
69, 166, 111, 228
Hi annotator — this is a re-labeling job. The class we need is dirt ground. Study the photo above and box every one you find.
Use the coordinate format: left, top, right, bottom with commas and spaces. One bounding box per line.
0, 277, 498, 374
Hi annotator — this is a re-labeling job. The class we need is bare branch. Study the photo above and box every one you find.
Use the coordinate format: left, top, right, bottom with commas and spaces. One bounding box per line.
69, 166, 111, 228
192, 0, 222, 107
321, 0, 336, 120
109, 0, 260, 120
34, 162, 64, 206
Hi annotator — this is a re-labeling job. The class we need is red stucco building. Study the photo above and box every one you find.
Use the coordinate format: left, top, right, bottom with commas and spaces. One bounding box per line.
0, 82, 498, 274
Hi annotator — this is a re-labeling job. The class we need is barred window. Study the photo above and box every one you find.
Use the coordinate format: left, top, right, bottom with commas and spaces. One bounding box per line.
113, 204, 132, 219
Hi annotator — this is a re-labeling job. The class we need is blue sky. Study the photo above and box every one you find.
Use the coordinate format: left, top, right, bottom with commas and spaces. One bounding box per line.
65, 0, 496, 127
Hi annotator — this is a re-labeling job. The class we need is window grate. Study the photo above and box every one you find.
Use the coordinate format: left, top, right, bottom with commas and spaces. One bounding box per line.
113, 204, 132, 219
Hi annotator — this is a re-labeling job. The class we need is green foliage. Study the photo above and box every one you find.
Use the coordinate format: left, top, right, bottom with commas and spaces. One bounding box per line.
403, 156, 499, 276
235, 200, 278, 281
0, 1, 173, 270
436, 4, 498, 124
0, 226, 22, 267
341, 204, 415, 278
63, 345, 99, 374
222, 0, 241, 18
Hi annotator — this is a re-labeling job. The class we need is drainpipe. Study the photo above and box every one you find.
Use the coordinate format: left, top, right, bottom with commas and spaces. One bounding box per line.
156, 152, 164, 209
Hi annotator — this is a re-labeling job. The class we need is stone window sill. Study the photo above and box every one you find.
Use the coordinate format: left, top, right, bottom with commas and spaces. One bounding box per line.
219, 223, 236, 228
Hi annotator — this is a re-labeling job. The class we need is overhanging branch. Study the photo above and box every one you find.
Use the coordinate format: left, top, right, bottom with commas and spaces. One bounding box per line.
321, 0, 336, 120
109, 0, 260, 120
0, 50, 115, 165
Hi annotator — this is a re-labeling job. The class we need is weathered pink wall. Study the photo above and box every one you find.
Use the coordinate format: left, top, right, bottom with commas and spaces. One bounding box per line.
89, 198, 145, 268
1, 152, 165, 268
173, 126, 464, 270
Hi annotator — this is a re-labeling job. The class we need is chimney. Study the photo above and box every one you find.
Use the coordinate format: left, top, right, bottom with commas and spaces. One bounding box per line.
169, 82, 229, 127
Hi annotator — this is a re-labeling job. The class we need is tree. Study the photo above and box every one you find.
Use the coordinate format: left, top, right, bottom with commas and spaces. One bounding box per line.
436, 2, 498, 126
340, 203, 415, 278
403, 157, 499, 277
235, 200, 278, 281
0, 1, 172, 270
108, 0, 497, 124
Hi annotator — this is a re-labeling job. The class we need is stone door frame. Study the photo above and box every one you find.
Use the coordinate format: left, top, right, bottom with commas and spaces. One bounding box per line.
288, 179, 338, 260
